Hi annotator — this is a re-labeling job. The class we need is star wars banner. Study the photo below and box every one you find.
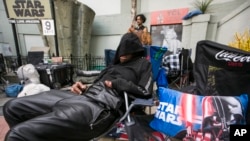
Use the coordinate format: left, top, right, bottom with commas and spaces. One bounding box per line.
150, 87, 248, 141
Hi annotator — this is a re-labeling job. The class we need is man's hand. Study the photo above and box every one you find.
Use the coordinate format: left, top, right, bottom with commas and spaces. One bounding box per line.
71, 81, 88, 95
104, 80, 112, 88
128, 24, 135, 33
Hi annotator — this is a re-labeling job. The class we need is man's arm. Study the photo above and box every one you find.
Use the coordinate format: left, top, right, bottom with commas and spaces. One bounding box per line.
128, 25, 135, 33
110, 60, 153, 98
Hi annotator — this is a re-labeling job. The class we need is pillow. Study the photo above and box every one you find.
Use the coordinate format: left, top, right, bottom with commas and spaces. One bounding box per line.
150, 87, 248, 140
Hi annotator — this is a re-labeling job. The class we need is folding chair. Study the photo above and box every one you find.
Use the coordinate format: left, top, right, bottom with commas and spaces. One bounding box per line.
130, 41, 250, 141
162, 40, 250, 140
91, 46, 168, 141
90, 91, 160, 141
162, 48, 193, 89
193, 40, 250, 124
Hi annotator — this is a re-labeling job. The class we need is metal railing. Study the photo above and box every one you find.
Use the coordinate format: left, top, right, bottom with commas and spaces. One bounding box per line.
1, 55, 106, 73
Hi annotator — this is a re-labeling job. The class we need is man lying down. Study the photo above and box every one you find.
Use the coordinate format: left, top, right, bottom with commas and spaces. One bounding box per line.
3, 33, 154, 141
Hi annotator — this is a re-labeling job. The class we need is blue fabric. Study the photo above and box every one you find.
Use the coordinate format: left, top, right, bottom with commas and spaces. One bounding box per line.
150, 87, 248, 140
143, 46, 151, 60
5, 84, 23, 97
150, 46, 167, 81
183, 10, 203, 20
104, 49, 116, 67
156, 68, 168, 88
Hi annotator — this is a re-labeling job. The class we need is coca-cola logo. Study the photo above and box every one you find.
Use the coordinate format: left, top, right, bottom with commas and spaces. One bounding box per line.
215, 50, 250, 62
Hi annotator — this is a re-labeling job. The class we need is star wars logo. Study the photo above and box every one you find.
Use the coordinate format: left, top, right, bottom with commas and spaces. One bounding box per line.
154, 102, 182, 126
12, 0, 45, 17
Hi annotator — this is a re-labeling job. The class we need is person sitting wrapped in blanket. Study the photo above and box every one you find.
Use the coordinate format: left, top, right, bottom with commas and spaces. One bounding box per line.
3, 33, 154, 141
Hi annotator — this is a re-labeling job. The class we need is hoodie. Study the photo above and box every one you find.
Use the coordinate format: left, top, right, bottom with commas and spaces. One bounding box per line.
113, 32, 145, 64
94, 33, 153, 99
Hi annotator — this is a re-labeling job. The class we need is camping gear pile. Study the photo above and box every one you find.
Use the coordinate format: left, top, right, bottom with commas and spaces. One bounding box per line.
103, 40, 250, 141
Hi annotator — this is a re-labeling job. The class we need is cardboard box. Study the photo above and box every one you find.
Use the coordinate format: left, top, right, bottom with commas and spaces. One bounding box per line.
29, 47, 50, 52
29, 47, 50, 57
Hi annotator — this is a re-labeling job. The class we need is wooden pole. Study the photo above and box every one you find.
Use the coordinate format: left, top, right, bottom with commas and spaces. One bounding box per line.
131, 0, 137, 24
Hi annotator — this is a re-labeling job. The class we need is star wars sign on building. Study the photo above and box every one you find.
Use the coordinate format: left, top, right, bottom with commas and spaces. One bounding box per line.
4, 0, 52, 19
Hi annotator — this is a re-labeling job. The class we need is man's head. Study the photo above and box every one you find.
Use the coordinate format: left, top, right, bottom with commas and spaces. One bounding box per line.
119, 54, 133, 63
134, 14, 146, 24
113, 33, 145, 64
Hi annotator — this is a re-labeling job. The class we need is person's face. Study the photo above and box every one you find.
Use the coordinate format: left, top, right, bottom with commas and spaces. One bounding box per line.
136, 16, 143, 25
120, 54, 133, 63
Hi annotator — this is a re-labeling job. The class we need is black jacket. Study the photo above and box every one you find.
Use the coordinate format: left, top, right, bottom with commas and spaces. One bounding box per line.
94, 57, 153, 99
86, 33, 153, 112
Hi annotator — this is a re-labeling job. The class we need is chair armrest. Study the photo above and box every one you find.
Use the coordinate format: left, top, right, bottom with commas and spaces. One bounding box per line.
132, 98, 155, 106
119, 92, 157, 123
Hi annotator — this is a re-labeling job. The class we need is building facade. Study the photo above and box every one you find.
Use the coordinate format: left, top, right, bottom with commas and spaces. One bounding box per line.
0, 0, 249, 61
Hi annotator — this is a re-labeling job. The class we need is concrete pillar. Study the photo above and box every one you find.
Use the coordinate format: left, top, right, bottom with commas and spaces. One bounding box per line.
182, 14, 211, 61
54, 0, 95, 57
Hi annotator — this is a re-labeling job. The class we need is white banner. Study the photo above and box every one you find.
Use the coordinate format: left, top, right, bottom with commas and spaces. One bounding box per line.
42, 19, 55, 36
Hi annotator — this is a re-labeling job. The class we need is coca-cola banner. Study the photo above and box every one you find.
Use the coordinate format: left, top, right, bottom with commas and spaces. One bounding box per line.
194, 40, 250, 97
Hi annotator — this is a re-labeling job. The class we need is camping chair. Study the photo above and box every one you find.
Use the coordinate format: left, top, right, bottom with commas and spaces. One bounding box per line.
90, 46, 168, 141
194, 40, 250, 96
162, 48, 193, 89
143, 41, 250, 141
90, 92, 160, 141
193, 40, 250, 137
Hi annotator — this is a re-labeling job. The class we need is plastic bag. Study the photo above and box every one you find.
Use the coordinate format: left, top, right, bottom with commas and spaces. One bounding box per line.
5, 84, 23, 97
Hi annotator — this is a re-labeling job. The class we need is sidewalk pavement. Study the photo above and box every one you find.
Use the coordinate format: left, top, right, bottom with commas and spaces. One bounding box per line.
0, 71, 18, 116
0, 92, 11, 141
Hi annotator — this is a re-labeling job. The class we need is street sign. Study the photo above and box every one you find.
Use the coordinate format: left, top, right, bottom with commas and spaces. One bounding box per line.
42, 19, 55, 36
